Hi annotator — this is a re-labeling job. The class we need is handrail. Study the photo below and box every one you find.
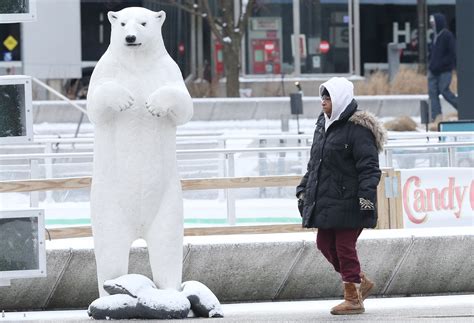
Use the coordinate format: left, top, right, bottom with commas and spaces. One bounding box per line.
32, 79, 87, 115
0, 142, 472, 160
2, 132, 472, 147
32, 95, 431, 107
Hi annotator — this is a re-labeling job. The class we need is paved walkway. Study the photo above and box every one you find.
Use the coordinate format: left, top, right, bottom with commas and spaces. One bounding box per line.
1, 295, 472, 322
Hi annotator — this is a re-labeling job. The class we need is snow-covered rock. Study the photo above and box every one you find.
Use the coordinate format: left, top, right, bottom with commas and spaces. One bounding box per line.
104, 274, 156, 297
181, 280, 224, 318
137, 288, 191, 319
87, 294, 139, 320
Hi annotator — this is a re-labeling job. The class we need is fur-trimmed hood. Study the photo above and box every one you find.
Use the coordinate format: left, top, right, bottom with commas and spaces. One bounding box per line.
349, 110, 387, 153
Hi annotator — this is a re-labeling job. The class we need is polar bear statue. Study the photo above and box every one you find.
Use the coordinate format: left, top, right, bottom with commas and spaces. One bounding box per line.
87, 7, 193, 297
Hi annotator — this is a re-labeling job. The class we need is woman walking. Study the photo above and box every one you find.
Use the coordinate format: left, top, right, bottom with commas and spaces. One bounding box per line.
296, 77, 386, 315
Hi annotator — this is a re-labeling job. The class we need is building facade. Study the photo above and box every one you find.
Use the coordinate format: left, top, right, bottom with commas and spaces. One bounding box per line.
0, 0, 456, 80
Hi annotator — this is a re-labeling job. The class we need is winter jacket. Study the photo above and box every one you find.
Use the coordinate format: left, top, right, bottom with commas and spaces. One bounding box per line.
296, 78, 386, 229
428, 13, 456, 75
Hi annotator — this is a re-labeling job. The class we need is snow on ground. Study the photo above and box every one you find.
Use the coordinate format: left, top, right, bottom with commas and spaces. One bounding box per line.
1, 295, 472, 322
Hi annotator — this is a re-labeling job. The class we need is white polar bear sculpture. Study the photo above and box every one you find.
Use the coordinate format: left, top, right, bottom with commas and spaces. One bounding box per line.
87, 7, 193, 297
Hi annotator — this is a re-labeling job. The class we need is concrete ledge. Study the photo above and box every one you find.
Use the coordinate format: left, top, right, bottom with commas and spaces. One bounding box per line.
32, 96, 457, 124
0, 228, 472, 310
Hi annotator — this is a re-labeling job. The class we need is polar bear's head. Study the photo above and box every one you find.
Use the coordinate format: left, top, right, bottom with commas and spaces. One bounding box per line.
107, 7, 166, 55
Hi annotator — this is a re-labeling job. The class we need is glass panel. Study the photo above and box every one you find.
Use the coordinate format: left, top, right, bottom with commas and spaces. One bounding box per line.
301, 0, 349, 73
247, 1, 292, 74
0, 84, 26, 138
0, 0, 29, 14
0, 216, 38, 271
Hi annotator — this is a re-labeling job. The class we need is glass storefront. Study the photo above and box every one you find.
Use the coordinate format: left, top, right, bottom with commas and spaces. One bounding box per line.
359, 0, 455, 75
300, 0, 349, 74
0, 0, 457, 78
246, 0, 350, 75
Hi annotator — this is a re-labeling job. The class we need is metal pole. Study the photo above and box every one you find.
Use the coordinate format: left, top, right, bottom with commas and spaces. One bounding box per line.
226, 152, 236, 225
292, 0, 301, 76
190, 6, 197, 78
30, 159, 39, 208
456, 0, 474, 120
417, 0, 427, 74
349, 0, 353, 74
354, 0, 361, 75
447, 147, 455, 167
197, 13, 204, 79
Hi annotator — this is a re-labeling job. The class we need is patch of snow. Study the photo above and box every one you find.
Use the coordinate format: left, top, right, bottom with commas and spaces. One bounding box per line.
104, 274, 156, 297
182, 280, 223, 318
223, 36, 232, 43
137, 288, 191, 319
87, 294, 138, 320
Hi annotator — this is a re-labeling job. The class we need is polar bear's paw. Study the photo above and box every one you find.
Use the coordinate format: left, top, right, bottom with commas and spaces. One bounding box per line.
181, 280, 224, 318
104, 274, 157, 297
145, 90, 171, 117
88, 294, 139, 320
99, 82, 135, 112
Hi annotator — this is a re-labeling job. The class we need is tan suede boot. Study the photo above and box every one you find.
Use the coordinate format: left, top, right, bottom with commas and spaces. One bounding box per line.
360, 272, 375, 301
330, 282, 365, 315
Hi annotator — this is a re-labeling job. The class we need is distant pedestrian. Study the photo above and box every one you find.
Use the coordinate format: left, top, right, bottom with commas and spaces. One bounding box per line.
428, 13, 457, 121
296, 77, 386, 315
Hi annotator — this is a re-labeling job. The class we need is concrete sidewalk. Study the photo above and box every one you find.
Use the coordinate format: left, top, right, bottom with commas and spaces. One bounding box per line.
1, 295, 472, 322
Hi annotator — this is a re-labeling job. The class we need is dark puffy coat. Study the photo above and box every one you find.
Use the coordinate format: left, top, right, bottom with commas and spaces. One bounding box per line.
428, 13, 456, 75
296, 100, 386, 229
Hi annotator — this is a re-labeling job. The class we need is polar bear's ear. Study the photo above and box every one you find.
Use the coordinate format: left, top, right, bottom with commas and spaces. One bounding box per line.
155, 10, 166, 24
108, 11, 118, 24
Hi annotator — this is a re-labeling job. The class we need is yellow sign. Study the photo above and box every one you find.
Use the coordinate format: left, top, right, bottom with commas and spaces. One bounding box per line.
3, 35, 18, 51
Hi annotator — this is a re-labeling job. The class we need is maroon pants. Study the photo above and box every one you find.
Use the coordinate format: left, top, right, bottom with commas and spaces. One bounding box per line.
316, 228, 363, 283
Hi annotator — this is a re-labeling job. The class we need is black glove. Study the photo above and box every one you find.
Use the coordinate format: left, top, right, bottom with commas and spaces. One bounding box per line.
297, 193, 305, 217
359, 197, 375, 210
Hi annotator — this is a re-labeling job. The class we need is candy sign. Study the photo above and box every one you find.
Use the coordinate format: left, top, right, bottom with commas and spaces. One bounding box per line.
400, 168, 474, 228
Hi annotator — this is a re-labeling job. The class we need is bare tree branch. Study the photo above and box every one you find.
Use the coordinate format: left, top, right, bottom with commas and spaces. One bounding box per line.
239, 0, 255, 41
200, 0, 224, 42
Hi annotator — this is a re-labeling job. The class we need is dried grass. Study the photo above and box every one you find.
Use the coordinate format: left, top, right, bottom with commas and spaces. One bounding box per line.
355, 68, 458, 95
384, 116, 418, 132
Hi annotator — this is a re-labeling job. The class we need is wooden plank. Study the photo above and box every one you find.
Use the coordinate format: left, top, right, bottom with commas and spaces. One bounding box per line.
376, 171, 389, 229
181, 175, 302, 190
46, 224, 310, 240
0, 177, 91, 193
0, 175, 303, 193
394, 170, 404, 229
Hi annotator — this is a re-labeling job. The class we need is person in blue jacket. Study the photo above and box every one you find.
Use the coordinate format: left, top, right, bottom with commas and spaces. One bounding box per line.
428, 13, 457, 121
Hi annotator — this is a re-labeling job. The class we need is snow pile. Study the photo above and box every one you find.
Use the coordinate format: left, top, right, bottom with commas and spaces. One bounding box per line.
88, 294, 139, 320
182, 280, 224, 318
104, 274, 156, 297
137, 289, 191, 319
88, 274, 223, 320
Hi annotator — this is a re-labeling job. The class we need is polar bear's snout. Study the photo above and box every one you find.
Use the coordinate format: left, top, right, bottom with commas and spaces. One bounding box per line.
125, 35, 141, 47
126, 35, 136, 43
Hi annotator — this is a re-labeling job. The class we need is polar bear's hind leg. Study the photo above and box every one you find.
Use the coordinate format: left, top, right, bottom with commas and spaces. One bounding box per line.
145, 192, 183, 290
93, 229, 134, 297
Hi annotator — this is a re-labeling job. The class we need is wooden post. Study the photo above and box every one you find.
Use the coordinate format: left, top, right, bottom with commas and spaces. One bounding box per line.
376, 171, 390, 229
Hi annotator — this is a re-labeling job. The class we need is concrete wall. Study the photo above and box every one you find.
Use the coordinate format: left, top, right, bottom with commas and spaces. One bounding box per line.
31, 96, 457, 124
0, 228, 472, 311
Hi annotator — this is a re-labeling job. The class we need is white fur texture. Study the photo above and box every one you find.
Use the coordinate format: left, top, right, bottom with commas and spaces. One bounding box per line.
87, 7, 193, 296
